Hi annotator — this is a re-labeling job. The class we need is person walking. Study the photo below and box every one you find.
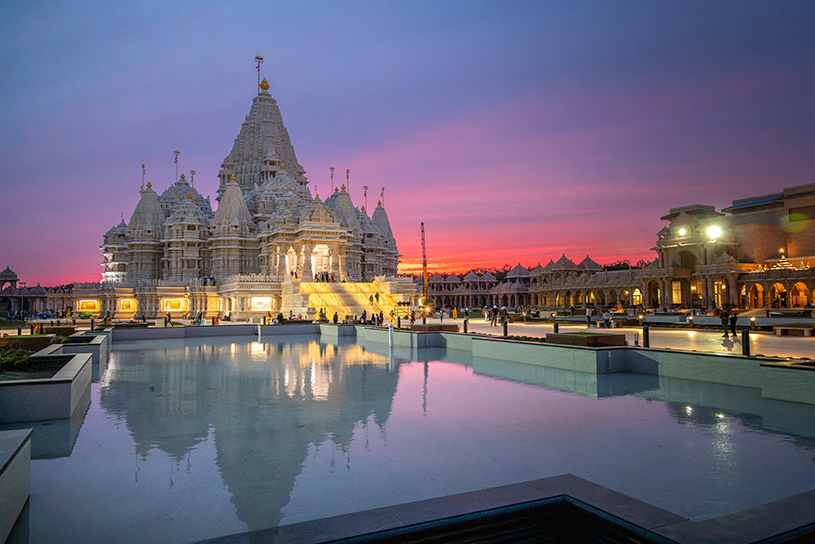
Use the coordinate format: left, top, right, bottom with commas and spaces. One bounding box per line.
490, 305, 498, 327
586, 306, 592, 328
729, 311, 739, 337
720, 307, 730, 338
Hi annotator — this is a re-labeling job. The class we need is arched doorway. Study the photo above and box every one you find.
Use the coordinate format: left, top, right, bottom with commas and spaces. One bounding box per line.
791, 282, 809, 308
631, 288, 642, 307
770, 283, 787, 308
647, 281, 660, 308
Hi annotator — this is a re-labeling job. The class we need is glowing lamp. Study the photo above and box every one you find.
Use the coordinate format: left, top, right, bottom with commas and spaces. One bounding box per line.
678, 228, 687, 236
706, 225, 722, 239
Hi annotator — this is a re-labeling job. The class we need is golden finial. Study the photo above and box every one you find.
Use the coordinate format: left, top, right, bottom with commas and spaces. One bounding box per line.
260, 78, 270, 91
230, 174, 236, 182
280, 163, 285, 169
180, 173, 185, 180
315, 193, 319, 199
146, 182, 152, 189
377, 200, 382, 207
341, 184, 346, 191
187, 193, 193, 200
361, 205, 366, 212
334, 187, 339, 192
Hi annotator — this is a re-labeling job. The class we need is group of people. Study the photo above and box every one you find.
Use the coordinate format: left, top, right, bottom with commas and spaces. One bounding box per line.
314, 272, 335, 282
719, 307, 740, 338
484, 306, 507, 327
362, 309, 386, 326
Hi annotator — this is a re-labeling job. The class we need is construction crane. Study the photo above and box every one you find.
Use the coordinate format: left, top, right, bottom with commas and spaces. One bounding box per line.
421, 222, 429, 307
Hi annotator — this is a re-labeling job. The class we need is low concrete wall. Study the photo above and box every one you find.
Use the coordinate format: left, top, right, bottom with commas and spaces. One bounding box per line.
0, 429, 31, 543
112, 323, 321, 341
471, 336, 611, 374
319, 324, 357, 338
0, 353, 92, 423
760, 364, 815, 404
624, 348, 763, 389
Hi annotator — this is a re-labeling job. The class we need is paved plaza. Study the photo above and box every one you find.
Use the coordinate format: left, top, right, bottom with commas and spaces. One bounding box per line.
420, 316, 815, 361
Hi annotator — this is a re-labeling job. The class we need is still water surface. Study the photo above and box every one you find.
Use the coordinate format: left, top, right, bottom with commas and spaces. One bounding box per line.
6, 335, 815, 543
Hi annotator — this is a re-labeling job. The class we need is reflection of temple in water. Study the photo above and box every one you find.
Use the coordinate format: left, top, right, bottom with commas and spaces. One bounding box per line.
99, 337, 399, 530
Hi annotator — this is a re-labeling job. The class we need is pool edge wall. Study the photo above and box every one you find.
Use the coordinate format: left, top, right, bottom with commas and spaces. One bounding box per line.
0, 428, 31, 543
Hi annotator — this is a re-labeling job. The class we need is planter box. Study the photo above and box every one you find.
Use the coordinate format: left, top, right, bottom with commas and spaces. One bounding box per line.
0, 352, 92, 423
41, 326, 76, 336
0, 334, 55, 351
546, 332, 626, 348
411, 324, 459, 332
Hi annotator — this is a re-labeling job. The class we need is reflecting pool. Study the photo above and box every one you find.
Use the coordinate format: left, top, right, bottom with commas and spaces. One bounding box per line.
5, 334, 815, 543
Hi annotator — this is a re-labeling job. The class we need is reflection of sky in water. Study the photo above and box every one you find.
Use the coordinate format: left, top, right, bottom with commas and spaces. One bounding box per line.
8, 335, 815, 543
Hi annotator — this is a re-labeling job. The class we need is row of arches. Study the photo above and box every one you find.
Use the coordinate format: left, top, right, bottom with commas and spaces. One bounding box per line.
434, 293, 532, 310
746, 282, 813, 309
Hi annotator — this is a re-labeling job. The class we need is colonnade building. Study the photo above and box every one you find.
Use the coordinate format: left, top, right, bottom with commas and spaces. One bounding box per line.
428, 182, 815, 312
73, 78, 410, 321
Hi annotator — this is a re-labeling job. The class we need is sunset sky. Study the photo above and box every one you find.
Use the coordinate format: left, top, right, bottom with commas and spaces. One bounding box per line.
1, 1, 814, 285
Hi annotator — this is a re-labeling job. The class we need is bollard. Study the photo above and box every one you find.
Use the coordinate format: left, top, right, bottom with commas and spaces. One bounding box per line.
51, 320, 54, 327
502, 319, 508, 337
553, 321, 559, 333
30, 324, 34, 335
634, 333, 639, 347
73, 319, 76, 326
90, 319, 95, 331
464, 318, 468, 334
397, 315, 401, 329
750, 317, 756, 331
643, 324, 650, 348
423, 316, 426, 325
688, 316, 694, 329
742, 329, 750, 356
389, 322, 394, 348
17, 327, 21, 336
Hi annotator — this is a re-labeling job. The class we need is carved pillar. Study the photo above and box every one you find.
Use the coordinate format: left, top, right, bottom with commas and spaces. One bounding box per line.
330, 244, 341, 277
302, 243, 313, 280
338, 245, 347, 280
728, 277, 738, 307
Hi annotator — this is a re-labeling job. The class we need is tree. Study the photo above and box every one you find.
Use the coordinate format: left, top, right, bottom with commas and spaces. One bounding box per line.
603, 260, 631, 271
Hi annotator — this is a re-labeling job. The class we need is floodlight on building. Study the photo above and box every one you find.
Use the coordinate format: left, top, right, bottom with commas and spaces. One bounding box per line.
678, 228, 687, 236
707, 225, 722, 239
